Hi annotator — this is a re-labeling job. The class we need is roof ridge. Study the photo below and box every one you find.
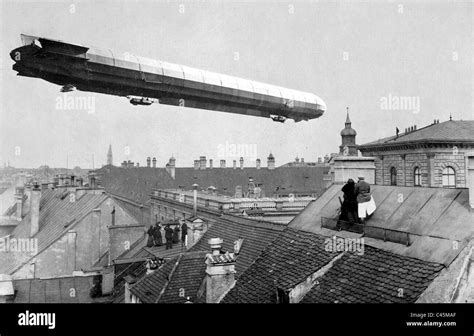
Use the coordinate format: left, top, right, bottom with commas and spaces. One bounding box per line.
155, 254, 183, 303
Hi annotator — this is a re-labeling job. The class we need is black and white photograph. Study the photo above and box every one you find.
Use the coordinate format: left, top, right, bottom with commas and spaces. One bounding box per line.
0, 0, 473, 333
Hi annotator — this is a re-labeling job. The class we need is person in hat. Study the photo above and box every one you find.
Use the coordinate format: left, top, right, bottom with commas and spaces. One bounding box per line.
355, 176, 371, 224
164, 225, 174, 250
152, 222, 163, 247
172, 225, 180, 243
146, 225, 155, 248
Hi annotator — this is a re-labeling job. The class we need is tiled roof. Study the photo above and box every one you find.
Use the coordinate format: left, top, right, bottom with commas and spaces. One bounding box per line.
359, 120, 474, 148
155, 251, 208, 303
129, 256, 179, 303
98, 165, 329, 205
13, 276, 106, 303
109, 258, 148, 303
301, 245, 444, 303
0, 189, 109, 274
222, 228, 444, 303
222, 228, 338, 303
189, 214, 285, 276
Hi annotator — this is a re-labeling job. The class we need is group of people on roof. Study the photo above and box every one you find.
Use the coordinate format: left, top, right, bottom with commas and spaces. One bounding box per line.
340, 176, 376, 225
146, 221, 188, 250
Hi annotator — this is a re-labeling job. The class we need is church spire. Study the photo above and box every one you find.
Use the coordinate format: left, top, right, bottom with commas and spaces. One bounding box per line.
107, 144, 113, 166
345, 107, 351, 126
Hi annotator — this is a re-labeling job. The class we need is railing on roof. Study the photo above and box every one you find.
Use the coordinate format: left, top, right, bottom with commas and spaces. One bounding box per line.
321, 217, 420, 246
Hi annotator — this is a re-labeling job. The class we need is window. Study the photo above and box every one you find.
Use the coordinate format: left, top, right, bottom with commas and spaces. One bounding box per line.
390, 167, 397, 186
442, 166, 456, 188
414, 167, 421, 186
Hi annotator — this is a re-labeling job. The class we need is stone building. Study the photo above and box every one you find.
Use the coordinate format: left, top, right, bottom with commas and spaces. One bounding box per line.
358, 119, 474, 188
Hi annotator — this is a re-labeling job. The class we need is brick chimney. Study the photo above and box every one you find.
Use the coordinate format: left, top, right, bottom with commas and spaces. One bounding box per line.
200, 156, 207, 170
14, 187, 24, 221
152, 157, 157, 168
239, 157, 244, 169
0, 274, 15, 303
267, 153, 275, 170
209, 159, 213, 169
205, 238, 237, 303
193, 184, 199, 216
256, 158, 261, 169
147, 157, 151, 167
233, 160, 237, 169
220, 160, 226, 168
30, 184, 41, 237
166, 156, 176, 179
194, 160, 199, 170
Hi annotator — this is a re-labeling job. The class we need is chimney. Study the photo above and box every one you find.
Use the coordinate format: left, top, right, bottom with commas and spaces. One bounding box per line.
220, 160, 226, 168
414, 125, 417, 130
193, 184, 199, 216
14, 187, 24, 221
209, 159, 213, 169
0, 274, 15, 303
200, 156, 207, 170
239, 157, 244, 169
166, 156, 176, 179
233, 160, 237, 169
267, 153, 275, 170
30, 184, 41, 237
301, 158, 305, 163
40, 182, 48, 192
256, 158, 261, 169
152, 157, 157, 168
89, 176, 97, 189
147, 157, 151, 167
194, 160, 199, 170
466, 152, 474, 209
205, 238, 237, 303
136, 162, 140, 168
318, 157, 322, 163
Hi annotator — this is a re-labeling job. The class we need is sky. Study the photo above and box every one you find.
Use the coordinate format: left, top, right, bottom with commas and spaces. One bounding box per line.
0, 0, 472, 169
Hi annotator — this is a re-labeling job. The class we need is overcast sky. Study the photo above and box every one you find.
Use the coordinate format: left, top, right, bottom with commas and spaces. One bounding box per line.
0, 0, 472, 169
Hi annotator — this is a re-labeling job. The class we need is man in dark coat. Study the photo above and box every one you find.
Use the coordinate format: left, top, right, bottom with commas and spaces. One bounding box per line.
146, 225, 155, 248
181, 222, 188, 246
355, 176, 371, 224
152, 223, 163, 247
340, 179, 357, 223
172, 225, 180, 243
164, 225, 173, 250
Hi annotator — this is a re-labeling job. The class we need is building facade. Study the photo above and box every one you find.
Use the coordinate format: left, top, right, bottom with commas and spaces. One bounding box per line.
358, 119, 474, 188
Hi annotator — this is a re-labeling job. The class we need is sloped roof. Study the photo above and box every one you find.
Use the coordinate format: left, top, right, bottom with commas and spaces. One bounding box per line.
129, 256, 180, 303
98, 164, 329, 205
109, 258, 148, 303
130, 251, 208, 303
13, 276, 106, 303
222, 228, 444, 303
359, 120, 474, 148
0, 189, 109, 274
222, 228, 338, 303
288, 184, 474, 264
189, 214, 285, 276
301, 245, 443, 303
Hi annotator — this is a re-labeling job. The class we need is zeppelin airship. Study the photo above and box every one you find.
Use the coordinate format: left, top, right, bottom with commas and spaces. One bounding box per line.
10, 34, 326, 122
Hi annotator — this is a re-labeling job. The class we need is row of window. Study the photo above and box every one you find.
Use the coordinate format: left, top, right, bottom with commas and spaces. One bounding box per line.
389, 166, 456, 188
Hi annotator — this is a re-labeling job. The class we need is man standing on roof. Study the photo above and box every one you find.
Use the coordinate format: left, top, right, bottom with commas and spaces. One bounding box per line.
146, 225, 155, 248
355, 176, 371, 224
172, 225, 180, 244
164, 225, 173, 250
181, 221, 188, 247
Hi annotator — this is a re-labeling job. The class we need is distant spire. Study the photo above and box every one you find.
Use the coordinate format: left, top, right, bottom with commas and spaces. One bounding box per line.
345, 107, 351, 126
107, 144, 113, 166
449, 113, 452, 121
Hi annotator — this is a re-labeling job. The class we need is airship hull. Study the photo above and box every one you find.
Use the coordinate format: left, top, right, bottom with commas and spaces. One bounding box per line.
11, 34, 326, 122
